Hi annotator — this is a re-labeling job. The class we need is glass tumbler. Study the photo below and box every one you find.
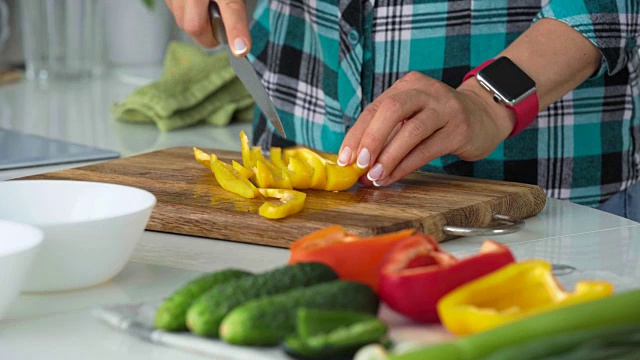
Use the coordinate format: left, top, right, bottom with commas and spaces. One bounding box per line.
20, 0, 104, 80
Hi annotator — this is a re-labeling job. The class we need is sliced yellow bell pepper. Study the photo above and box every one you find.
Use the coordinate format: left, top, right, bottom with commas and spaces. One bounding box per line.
269, 147, 287, 168
270, 147, 313, 189
193, 147, 213, 168
287, 155, 315, 189
239, 130, 254, 170
324, 162, 367, 191
252, 149, 293, 189
232, 160, 254, 179
287, 148, 366, 191
437, 260, 614, 336
287, 148, 327, 190
209, 154, 261, 199
258, 188, 306, 219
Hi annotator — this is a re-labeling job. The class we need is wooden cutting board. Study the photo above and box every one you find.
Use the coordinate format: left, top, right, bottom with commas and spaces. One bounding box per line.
20, 147, 547, 248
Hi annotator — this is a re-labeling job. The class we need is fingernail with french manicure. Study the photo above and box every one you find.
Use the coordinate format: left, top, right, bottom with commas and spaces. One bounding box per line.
357, 148, 370, 169
233, 38, 248, 55
373, 179, 386, 187
367, 163, 383, 181
337, 147, 351, 166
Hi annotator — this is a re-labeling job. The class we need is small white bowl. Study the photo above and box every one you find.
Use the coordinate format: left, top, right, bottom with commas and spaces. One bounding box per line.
0, 220, 43, 318
0, 180, 156, 292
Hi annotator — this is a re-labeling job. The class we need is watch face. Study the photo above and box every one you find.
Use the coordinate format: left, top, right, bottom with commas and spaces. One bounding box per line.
477, 57, 536, 104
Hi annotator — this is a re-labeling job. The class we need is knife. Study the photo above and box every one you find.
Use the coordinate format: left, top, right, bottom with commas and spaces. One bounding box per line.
208, 1, 287, 139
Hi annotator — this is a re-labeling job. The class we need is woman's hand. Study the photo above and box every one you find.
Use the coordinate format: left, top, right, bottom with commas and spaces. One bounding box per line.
165, 0, 251, 56
338, 71, 517, 187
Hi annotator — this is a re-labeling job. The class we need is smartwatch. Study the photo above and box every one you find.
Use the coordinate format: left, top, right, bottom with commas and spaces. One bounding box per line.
463, 57, 539, 137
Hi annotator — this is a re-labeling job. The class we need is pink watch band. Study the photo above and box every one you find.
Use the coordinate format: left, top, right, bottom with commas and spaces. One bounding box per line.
463, 59, 539, 137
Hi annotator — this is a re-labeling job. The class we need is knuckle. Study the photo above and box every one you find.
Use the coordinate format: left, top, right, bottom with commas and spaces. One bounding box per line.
405, 116, 428, 136
402, 71, 423, 83
379, 96, 403, 114
183, 20, 208, 36
361, 102, 380, 119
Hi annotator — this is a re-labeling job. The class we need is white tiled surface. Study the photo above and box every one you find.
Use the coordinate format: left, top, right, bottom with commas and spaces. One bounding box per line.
1, 74, 640, 359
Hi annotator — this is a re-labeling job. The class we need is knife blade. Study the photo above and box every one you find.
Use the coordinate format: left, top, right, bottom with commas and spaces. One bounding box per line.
208, 2, 287, 139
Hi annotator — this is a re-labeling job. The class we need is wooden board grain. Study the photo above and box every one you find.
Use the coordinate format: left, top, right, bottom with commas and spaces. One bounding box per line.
19, 147, 547, 248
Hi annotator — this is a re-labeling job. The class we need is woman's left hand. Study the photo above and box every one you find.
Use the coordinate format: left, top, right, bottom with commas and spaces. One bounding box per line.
338, 71, 516, 186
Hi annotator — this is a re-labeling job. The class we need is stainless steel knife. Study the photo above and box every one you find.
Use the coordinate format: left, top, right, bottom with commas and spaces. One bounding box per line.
208, 1, 287, 139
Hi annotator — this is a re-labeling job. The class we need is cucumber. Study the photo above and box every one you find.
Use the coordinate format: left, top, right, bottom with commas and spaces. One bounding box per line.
186, 262, 338, 337
220, 280, 379, 346
284, 309, 389, 360
296, 308, 380, 339
154, 269, 252, 331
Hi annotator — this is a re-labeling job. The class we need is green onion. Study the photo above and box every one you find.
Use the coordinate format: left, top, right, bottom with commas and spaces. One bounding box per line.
482, 322, 640, 360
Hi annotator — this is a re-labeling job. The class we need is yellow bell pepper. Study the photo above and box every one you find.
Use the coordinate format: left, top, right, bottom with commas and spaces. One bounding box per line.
252, 149, 293, 189
258, 188, 306, 219
284, 147, 366, 191
270, 147, 313, 189
193, 147, 213, 168
239, 130, 254, 171
437, 260, 614, 336
232, 160, 254, 179
287, 148, 327, 190
209, 154, 261, 199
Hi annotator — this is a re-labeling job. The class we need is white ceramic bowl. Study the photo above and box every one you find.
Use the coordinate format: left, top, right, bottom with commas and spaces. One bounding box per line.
0, 220, 43, 318
0, 180, 156, 292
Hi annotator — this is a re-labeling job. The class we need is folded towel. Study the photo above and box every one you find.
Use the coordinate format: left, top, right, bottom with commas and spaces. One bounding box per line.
112, 42, 255, 131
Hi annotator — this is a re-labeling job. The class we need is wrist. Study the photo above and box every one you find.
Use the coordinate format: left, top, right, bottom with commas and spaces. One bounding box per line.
457, 78, 517, 140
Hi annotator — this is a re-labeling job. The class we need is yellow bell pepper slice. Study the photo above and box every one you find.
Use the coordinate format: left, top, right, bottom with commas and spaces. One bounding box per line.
193, 147, 212, 168
324, 162, 366, 191
270, 147, 313, 189
232, 160, 254, 179
288, 148, 365, 191
437, 260, 614, 336
209, 154, 260, 199
287, 155, 315, 189
251, 148, 293, 189
288, 148, 327, 190
239, 130, 255, 170
254, 158, 275, 188
258, 188, 306, 219
269, 147, 286, 168
318, 151, 368, 190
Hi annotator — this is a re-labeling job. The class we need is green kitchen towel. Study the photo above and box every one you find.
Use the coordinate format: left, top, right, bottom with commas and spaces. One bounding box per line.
112, 42, 255, 131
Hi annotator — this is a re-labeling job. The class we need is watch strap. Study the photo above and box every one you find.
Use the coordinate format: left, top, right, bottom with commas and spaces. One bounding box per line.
463, 59, 494, 83
463, 59, 538, 137
505, 91, 539, 137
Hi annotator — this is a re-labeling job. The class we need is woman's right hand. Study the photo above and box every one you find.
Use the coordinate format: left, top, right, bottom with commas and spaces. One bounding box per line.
165, 0, 251, 56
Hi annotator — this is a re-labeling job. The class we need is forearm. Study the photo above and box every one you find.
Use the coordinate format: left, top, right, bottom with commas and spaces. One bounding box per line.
457, 18, 602, 138
498, 18, 601, 110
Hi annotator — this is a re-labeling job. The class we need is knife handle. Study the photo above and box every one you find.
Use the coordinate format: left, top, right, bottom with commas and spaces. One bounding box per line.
208, 1, 228, 45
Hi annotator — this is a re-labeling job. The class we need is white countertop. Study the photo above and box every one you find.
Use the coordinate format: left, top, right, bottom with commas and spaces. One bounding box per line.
1, 73, 640, 360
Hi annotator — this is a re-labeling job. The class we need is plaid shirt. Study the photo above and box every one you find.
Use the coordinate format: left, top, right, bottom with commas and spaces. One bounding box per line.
248, 0, 640, 208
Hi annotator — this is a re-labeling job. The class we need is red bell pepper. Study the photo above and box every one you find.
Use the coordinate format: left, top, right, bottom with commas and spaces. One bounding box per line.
288, 225, 416, 291
378, 234, 515, 323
